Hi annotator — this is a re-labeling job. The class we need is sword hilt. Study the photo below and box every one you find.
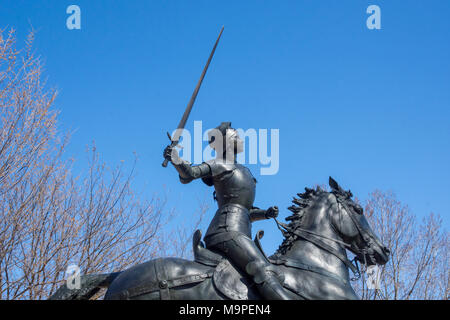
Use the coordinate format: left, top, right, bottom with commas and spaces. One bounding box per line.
162, 132, 178, 167
162, 156, 171, 168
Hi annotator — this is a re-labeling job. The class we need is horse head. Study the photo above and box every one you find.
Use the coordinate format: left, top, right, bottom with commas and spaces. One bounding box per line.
328, 177, 390, 266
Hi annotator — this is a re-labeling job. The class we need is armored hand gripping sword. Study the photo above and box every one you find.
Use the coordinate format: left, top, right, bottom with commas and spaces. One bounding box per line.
162, 26, 224, 167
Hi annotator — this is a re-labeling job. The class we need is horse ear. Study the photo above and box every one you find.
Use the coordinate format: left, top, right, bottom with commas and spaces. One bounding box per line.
329, 176, 341, 191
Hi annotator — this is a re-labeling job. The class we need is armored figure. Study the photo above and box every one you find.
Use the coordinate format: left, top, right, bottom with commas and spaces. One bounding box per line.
163, 122, 290, 300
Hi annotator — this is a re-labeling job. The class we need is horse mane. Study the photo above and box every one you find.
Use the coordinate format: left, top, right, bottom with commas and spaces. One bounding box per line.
272, 178, 355, 257
273, 186, 326, 256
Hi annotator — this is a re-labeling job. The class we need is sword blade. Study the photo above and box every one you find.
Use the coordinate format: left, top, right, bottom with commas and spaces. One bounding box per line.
162, 26, 224, 167
171, 26, 224, 143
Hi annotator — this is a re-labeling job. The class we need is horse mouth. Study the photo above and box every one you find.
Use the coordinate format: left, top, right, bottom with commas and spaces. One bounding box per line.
361, 245, 390, 266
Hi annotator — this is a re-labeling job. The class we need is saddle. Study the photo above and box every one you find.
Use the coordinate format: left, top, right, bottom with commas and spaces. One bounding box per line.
192, 229, 223, 266
192, 229, 267, 300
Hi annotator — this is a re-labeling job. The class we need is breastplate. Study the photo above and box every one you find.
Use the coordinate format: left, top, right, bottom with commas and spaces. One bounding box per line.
212, 163, 256, 209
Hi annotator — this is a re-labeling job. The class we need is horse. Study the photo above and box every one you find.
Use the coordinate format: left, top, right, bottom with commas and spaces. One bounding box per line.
50, 177, 390, 300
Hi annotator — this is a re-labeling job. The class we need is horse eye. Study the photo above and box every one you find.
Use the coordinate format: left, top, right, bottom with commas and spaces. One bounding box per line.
354, 205, 363, 215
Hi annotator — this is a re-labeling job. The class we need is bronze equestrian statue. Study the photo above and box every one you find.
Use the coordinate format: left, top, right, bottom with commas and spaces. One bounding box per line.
50, 168, 390, 299
163, 122, 290, 299
49, 27, 390, 300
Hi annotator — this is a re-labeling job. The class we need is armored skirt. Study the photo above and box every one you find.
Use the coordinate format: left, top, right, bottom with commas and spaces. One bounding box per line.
204, 203, 252, 248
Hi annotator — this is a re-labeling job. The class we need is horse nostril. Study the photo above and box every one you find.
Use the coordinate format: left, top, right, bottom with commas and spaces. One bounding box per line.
383, 247, 391, 255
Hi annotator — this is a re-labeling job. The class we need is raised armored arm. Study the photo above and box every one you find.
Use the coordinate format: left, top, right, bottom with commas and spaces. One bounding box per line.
163, 145, 211, 184
174, 161, 211, 184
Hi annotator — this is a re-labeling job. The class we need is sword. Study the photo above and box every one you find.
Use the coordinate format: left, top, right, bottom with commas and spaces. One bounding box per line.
162, 26, 224, 167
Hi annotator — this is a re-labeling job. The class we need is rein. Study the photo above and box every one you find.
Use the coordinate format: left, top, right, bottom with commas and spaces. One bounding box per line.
272, 193, 371, 282
273, 217, 361, 280
274, 218, 351, 249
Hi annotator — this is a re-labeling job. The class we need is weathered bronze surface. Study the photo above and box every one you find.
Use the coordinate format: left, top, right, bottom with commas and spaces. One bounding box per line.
49, 30, 389, 301
50, 124, 390, 300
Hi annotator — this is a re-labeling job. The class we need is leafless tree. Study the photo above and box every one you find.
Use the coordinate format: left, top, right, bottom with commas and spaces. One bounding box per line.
161, 197, 210, 259
0, 29, 204, 300
352, 190, 449, 300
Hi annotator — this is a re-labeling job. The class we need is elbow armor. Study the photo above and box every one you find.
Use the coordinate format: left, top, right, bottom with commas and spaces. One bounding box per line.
174, 161, 211, 184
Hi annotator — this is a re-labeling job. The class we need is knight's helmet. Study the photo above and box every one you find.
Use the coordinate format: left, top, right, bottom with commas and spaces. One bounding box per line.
208, 122, 243, 156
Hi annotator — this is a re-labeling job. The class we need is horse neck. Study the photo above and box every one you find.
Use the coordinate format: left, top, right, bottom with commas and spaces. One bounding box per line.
280, 206, 351, 282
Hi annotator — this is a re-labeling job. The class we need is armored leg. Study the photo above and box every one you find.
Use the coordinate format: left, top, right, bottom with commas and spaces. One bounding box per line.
208, 234, 291, 300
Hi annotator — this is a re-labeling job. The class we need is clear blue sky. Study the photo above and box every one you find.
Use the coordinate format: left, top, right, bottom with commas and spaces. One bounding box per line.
1, 1, 449, 254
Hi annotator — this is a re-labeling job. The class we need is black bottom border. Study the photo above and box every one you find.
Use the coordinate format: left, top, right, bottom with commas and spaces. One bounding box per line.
1, 300, 446, 319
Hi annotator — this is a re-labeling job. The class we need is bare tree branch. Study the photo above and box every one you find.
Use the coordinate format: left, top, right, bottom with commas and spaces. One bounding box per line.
0, 29, 205, 300
351, 190, 448, 300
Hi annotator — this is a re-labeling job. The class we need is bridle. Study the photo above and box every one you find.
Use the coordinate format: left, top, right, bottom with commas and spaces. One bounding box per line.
334, 194, 377, 263
272, 193, 374, 281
